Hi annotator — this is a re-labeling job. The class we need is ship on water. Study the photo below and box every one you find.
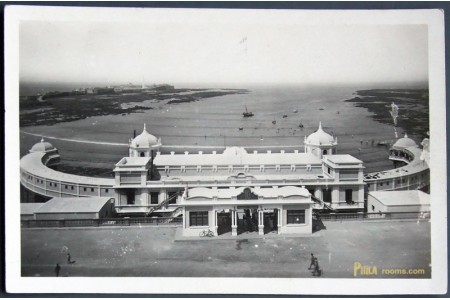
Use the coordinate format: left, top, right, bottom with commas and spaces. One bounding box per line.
242, 105, 254, 117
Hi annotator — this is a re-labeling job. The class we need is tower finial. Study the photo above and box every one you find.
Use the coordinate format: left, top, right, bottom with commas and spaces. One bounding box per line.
41, 137, 44, 143
404, 133, 408, 138
319, 121, 322, 130
143, 123, 147, 131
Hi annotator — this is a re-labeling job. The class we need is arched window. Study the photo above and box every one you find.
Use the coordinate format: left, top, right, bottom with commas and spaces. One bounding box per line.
140, 152, 145, 157
322, 149, 328, 155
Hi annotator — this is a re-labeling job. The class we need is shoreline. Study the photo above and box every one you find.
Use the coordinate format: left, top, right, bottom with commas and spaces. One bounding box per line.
19, 87, 428, 178
345, 88, 429, 139
19, 88, 249, 127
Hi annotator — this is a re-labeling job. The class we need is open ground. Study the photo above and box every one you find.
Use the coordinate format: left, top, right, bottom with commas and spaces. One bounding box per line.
21, 220, 431, 278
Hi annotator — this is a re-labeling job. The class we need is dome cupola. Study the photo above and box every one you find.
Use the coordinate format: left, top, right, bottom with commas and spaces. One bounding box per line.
304, 122, 337, 158
392, 133, 417, 149
129, 124, 162, 157
30, 137, 57, 153
305, 122, 336, 146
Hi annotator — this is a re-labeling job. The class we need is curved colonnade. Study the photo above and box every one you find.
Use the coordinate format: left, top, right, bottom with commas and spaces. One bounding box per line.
20, 151, 114, 199
364, 138, 430, 192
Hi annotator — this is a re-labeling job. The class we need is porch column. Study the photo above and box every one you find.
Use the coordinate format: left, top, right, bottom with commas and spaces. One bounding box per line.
314, 188, 322, 209
332, 186, 339, 209
258, 209, 264, 235
314, 188, 321, 200
159, 189, 167, 204
213, 210, 218, 236
277, 208, 282, 234
231, 210, 237, 236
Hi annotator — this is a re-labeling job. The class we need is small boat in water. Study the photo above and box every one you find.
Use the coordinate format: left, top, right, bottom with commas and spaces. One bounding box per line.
293, 109, 298, 113
243, 106, 254, 117
283, 114, 288, 118
238, 127, 243, 131
272, 120, 276, 124
299, 121, 304, 128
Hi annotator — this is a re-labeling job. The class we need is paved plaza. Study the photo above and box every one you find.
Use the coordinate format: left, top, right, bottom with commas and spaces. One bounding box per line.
21, 220, 431, 278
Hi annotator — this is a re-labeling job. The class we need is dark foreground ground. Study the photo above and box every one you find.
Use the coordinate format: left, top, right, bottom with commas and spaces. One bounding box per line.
21, 220, 431, 278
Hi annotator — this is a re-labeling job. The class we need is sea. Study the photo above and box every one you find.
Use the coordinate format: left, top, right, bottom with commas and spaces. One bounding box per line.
19, 82, 428, 175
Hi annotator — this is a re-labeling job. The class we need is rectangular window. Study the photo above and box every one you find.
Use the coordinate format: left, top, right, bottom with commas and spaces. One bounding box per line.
371, 205, 375, 211
168, 191, 177, 204
83, 187, 87, 191
327, 167, 331, 174
151, 192, 159, 204
345, 189, 353, 203
71, 186, 74, 190
65, 185, 68, 189
287, 210, 305, 224
91, 188, 94, 192
189, 211, 208, 226
105, 189, 109, 193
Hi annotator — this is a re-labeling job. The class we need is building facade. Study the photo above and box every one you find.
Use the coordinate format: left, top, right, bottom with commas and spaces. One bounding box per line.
19, 123, 430, 236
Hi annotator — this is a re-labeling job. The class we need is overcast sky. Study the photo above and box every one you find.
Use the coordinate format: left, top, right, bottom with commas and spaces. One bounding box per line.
20, 20, 428, 86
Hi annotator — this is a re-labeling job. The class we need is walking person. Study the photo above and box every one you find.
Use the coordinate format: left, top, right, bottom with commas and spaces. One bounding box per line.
312, 259, 322, 277
308, 253, 316, 270
55, 263, 61, 277
67, 252, 76, 264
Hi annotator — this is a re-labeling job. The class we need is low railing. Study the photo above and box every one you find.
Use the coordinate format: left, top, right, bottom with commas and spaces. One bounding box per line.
21, 216, 183, 229
317, 211, 430, 221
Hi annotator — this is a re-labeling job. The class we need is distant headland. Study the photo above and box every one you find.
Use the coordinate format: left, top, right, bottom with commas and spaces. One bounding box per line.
19, 83, 248, 127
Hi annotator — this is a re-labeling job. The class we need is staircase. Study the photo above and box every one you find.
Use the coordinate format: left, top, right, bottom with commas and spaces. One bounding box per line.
311, 195, 336, 212
145, 192, 179, 217
168, 206, 183, 218
145, 188, 188, 217
160, 206, 184, 224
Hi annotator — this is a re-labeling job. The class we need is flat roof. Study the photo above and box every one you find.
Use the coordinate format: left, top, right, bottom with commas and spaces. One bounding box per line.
36, 197, 113, 214
160, 173, 326, 182
323, 154, 362, 164
117, 157, 151, 166
154, 147, 323, 166
21, 203, 45, 215
369, 190, 430, 206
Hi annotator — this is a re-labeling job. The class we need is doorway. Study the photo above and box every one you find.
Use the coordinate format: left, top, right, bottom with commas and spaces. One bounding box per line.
217, 212, 231, 235
125, 189, 135, 205
237, 207, 258, 234
264, 210, 278, 234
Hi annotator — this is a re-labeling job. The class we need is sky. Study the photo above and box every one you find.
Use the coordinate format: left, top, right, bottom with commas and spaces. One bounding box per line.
19, 20, 428, 86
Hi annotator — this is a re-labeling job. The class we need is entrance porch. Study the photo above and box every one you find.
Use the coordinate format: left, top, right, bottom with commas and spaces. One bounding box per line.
180, 186, 313, 237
